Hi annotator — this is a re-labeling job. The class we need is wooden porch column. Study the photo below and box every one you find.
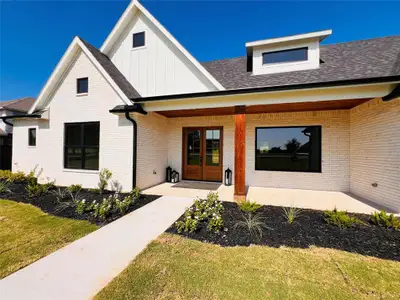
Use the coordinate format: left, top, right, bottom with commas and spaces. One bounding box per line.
234, 106, 246, 201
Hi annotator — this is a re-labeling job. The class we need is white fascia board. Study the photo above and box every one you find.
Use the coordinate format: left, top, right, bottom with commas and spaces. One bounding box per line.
141, 81, 398, 112
100, 0, 225, 91
246, 30, 332, 48
29, 37, 131, 114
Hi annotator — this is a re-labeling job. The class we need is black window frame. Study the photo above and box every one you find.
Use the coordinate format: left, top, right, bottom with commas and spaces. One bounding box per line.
76, 77, 89, 94
64, 122, 100, 170
28, 128, 36, 146
255, 126, 322, 173
262, 47, 308, 65
132, 31, 145, 48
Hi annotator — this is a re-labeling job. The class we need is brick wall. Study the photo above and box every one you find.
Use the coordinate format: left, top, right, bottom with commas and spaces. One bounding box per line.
350, 98, 400, 212
13, 50, 134, 191
246, 110, 350, 191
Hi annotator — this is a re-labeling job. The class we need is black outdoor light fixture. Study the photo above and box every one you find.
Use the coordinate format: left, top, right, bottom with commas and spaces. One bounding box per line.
166, 166, 172, 182
171, 170, 180, 183
224, 168, 232, 186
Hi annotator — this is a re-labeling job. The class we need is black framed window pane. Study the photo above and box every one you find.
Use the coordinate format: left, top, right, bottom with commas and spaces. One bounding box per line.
64, 122, 99, 170
262, 47, 308, 65
84, 123, 100, 146
255, 126, 321, 172
28, 128, 36, 146
77, 78, 88, 94
65, 147, 83, 169
83, 147, 99, 170
66, 124, 82, 146
187, 130, 201, 165
133, 32, 145, 48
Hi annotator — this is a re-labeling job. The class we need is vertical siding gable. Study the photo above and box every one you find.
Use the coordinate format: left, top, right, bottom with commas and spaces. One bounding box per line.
109, 11, 217, 97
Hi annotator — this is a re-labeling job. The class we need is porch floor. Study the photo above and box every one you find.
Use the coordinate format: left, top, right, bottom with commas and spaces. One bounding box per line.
142, 181, 378, 214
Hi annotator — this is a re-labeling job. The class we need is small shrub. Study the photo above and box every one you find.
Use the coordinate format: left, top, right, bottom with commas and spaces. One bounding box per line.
68, 184, 82, 193
115, 194, 135, 214
98, 168, 112, 194
27, 166, 43, 184
25, 182, 50, 199
175, 192, 224, 233
111, 180, 123, 193
324, 208, 363, 229
371, 211, 400, 230
130, 187, 141, 200
88, 188, 100, 194
76, 199, 89, 215
0, 181, 12, 194
93, 194, 116, 220
0, 170, 27, 183
0, 170, 12, 181
282, 206, 303, 224
238, 200, 262, 213
51, 187, 68, 201
234, 213, 272, 240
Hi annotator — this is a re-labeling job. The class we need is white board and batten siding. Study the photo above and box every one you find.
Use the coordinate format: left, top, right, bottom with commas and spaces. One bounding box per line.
108, 11, 217, 97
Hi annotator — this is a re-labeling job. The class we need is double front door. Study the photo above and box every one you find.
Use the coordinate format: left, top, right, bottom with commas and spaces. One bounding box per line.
182, 127, 223, 182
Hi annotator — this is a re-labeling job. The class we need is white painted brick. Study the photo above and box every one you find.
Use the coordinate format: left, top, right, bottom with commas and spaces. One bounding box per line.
350, 98, 400, 212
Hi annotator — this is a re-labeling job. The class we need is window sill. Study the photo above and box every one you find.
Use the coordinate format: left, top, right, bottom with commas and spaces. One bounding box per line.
63, 168, 99, 174
254, 169, 322, 174
131, 46, 146, 51
76, 93, 88, 97
28, 146, 36, 148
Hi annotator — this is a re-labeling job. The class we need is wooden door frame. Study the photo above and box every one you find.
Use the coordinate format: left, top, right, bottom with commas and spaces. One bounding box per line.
182, 126, 223, 182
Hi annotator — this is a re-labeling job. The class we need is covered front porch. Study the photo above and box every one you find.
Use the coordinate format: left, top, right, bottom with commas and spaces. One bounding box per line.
142, 181, 378, 214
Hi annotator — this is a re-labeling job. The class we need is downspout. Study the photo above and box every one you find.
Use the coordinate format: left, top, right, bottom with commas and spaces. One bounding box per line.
124, 111, 138, 189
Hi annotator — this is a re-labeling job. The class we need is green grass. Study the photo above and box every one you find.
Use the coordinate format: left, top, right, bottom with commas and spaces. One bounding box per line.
96, 233, 400, 300
0, 199, 98, 278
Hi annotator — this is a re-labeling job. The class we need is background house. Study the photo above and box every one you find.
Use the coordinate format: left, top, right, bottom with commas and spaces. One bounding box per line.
0, 97, 35, 170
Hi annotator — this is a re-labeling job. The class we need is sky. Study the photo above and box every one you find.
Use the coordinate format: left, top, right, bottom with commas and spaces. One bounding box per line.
1, 0, 399, 100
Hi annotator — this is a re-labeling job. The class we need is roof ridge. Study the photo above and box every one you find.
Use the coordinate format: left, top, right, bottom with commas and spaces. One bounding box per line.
321, 35, 400, 48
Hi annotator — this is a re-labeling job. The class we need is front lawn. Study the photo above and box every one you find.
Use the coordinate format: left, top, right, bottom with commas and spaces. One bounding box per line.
0, 199, 98, 278
96, 233, 400, 300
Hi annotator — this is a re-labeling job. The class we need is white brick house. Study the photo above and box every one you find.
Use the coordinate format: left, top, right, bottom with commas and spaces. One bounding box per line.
3, 1, 400, 212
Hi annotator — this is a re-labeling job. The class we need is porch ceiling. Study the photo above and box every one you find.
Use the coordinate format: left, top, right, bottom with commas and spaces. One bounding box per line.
155, 98, 371, 118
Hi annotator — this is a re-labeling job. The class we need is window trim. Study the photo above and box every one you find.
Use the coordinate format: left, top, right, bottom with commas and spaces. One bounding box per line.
132, 31, 146, 49
76, 77, 89, 95
254, 125, 322, 173
28, 128, 36, 147
262, 47, 308, 65
64, 122, 100, 171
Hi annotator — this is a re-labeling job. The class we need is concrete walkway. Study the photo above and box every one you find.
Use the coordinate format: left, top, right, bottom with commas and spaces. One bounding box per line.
0, 196, 192, 300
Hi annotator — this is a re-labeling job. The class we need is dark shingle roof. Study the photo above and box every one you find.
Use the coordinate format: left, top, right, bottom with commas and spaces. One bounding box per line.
202, 36, 400, 90
0, 97, 35, 112
78, 37, 141, 99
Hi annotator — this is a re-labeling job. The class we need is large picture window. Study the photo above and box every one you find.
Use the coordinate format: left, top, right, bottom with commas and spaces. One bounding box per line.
64, 122, 100, 170
255, 126, 321, 172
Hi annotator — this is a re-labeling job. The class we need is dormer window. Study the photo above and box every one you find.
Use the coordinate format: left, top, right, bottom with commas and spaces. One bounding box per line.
132, 32, 145, 48
246, 30, 332, 76
262, 47, 308, 65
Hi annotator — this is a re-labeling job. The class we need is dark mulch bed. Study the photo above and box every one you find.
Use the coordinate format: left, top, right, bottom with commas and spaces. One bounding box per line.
0, 182, 160, 226
167, 202, 400, 261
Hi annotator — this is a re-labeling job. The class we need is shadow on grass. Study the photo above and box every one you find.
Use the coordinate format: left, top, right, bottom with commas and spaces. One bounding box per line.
167, 202, 400, 261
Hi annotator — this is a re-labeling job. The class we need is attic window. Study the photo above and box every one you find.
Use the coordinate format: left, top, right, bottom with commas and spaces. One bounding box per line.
262, 47, 308, 65
133, 32, 145, 48
77, 77, 88, 94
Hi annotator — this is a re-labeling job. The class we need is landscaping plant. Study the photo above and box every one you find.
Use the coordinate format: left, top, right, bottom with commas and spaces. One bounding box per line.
0, 181, 12, 194
51, 187, 69, 202
238, 199, 262, 213
324, 208, 364, 229
0, 170, 27, 183
67, 184, 82, 193
370, 210, 400, 230
234, 213, 272, 240
25, 180, 55, 199
98, 169, 112, 194
282, 206, 303, 224
175, 192, 224, 233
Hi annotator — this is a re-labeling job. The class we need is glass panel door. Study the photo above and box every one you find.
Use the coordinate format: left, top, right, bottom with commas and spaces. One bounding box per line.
205, 129, 220, 166
187, 129, 201, 165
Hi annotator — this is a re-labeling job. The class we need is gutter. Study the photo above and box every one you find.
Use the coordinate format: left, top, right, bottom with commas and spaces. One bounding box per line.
0, 114, 42, 127
382, 84, 400, 101
109, 104, 147, 190
133, 75, 400, 103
